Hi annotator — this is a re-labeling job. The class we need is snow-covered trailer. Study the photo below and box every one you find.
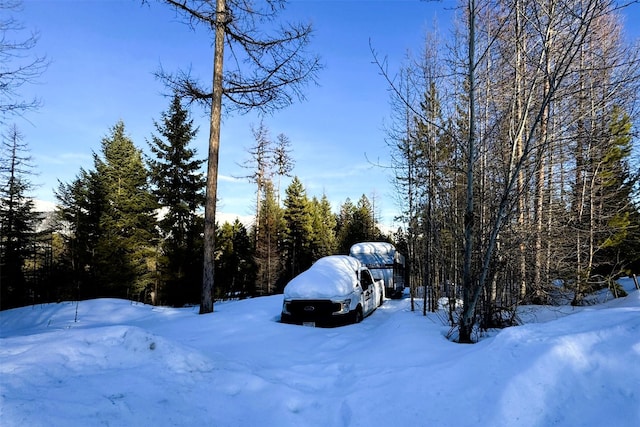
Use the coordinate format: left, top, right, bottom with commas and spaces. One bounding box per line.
349, 242, 406, 299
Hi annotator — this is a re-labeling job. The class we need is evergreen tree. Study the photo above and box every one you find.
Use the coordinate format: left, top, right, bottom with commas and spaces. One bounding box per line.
215, 219, 255, 299
336, 195, 382, 253
335, 197, 356, 254
592, 107, 640, 279
354, 195, 381, 241
254, 180, 284, 295
94, 121, 157, 300
282, 177, 313, 282
54, 168, 106, 299
309, 194, 337, 259
147, 94, 205, 306
0, 125, 38, 309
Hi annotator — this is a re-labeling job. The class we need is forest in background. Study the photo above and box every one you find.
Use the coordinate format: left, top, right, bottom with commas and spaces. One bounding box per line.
2, 0, 640, 342
1, 93, 389, 309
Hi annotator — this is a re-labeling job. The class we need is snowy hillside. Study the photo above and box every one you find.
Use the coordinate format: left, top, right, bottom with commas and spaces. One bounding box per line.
1, 279, 639, 427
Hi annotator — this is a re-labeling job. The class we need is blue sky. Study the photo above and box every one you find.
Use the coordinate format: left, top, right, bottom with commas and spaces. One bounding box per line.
12, 0, 640, 228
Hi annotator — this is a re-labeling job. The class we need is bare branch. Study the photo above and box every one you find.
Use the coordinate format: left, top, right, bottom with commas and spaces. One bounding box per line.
154, 0, 322, 114
0, 0, 48, 121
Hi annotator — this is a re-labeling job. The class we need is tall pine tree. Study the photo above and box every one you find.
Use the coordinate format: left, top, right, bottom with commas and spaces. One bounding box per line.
147, 94, 205, 306
54, 167, 106, 299
254, 180, 284, 295
309, 194, 337, 259
282, 177, 313, 283
592, 107, 640, 280
0, 125, 38, 309
94, 121, 157, 300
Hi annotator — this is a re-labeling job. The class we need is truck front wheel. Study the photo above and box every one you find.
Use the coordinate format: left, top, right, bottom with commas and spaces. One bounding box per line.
353, 308, 363, 324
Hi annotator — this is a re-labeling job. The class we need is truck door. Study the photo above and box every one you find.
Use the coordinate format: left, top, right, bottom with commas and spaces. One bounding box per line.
360, 269, 375, 315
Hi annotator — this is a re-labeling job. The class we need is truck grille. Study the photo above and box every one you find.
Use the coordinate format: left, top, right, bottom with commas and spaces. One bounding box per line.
286, 299, 340, 320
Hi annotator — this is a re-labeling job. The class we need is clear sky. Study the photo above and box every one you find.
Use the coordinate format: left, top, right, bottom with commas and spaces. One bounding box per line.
11, 0, 640, 228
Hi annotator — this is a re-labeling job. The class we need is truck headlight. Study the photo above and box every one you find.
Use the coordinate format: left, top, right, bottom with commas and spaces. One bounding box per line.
333, 299, 351, 315
282, 300, 291, 315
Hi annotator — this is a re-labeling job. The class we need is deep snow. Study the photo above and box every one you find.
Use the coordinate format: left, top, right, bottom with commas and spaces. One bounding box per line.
1, 279, 639, 427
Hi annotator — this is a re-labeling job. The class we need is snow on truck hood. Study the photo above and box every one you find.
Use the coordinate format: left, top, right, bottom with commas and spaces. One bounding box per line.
283, 255, 361, 299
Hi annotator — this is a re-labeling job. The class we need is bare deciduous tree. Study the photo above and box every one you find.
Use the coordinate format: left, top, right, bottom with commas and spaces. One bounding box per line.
457, 0, 623, 343
153, 0, 321, 313
0, 0, 47, 121
377, 0, 638, 343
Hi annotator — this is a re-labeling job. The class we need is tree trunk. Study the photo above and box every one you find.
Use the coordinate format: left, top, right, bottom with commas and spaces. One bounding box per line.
535, 36, 552, 299
460, 0, 477, 344
514, 0, 528, 302
200, 0, 226, 314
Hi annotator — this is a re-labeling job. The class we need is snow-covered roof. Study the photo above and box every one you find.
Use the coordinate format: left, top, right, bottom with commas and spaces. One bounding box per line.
350, 242, 397, 266
283, 255, 361, 299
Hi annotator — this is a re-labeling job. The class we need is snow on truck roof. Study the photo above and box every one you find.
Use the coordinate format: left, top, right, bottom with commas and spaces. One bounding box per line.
350, 242, 397, 265
350, 242, 396, 254
283, 255, 362, 299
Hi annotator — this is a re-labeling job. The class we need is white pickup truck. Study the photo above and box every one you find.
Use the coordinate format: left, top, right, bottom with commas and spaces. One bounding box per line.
280, 255, 383, 326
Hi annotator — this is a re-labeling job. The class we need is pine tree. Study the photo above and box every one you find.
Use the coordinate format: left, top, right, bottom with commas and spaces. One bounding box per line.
354, 195, 381, 241
215, 219, 255, 299
157, 0, 320, 314
54, 168, 106, 299
336, 195, 382, 254
147, 94, 205, 306
282, 176, 313, 282
309, 194, 337, 259
0, 125, 38, 309
254, 180, 283, 295
336, 198, 356, 254
591, 107, 639, 281
94, 121, 157, 300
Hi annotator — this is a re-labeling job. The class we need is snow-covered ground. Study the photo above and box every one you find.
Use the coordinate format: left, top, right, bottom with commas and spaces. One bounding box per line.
1, 279, 639, 427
